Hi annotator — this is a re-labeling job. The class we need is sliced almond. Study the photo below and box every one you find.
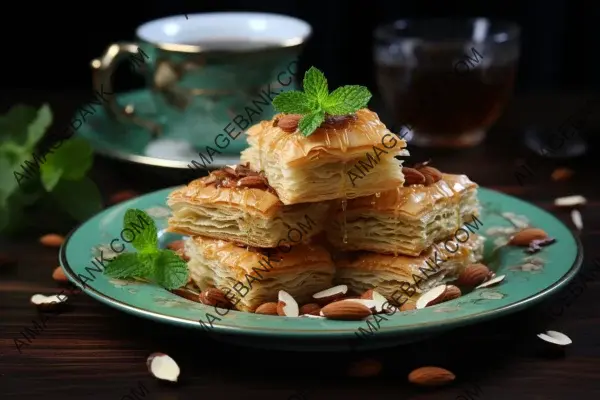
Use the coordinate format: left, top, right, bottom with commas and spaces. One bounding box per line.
255, 302, 279, 315
198, 288, 232, 308
571, 209, 583, 230
402, 167, 426, 186
415, 285, 447, 309
312, 285, 348, 305
554, 195, 586, 207
39, 233, 65, 247
408, 366, 455, 387
237, 175, 268, 189
52, 266, 68, 282
359, 289, 388, 313
476, 274, 505, 289
509, 228, 549, 246
299, 303, 321, 316
320, 300, 372, 320
537, 330, 572, 346
30, 293, 68, 311
277, 114, 302, 132
277, 290, 299, 317
147, 353, 180, 382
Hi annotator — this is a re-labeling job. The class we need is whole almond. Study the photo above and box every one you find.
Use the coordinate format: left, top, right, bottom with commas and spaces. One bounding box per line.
456, 264, 490, 287
277, 114, 302, 132
320, 300, 372, 320
400, 303, 416, 312
52, 266, 68, 282
166, 240, 185, 252
418, 166, 443, 185
299, 303, 321, 315
320, 114, 357, 130
171, 288, 202, 303
442, 285, 461, 301
360, 289, 374, 300
509, 228, 549, 246
347, 359, 383, 378
403, 167, 426, 186
237, 176, 268, 189
255, 302, 279, 315
109, 190, 139, 205
408, 366, 456, 387
199, 288, 232, 309
40, 234, 65, 247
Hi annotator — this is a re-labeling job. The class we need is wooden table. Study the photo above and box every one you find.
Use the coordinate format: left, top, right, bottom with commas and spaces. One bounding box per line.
1, 90, 599, 400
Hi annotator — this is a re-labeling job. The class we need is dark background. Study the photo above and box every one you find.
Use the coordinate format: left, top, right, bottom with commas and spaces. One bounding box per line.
0, 0, 596, 93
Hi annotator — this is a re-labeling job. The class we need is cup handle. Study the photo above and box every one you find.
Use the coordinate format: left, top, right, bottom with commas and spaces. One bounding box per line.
91, 43, 162, 137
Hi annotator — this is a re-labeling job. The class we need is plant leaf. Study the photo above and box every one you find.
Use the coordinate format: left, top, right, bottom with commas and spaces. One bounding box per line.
323, 85, 372, 115
51, 177, 102, 221
123, 209, 158, 253
152, 250, 189, 289
104, 252, 146, 279
41, 137, 93, 189
303, 67, 329, 102
0, 157, 18, 208
272, 91, 316, 114
298, 111, 326, 136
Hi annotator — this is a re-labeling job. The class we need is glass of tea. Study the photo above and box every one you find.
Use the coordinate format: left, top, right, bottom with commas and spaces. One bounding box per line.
374, 18, 520, 148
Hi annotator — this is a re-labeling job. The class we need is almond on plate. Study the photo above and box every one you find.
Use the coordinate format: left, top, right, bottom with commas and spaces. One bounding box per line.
415, 285, 447, 309
408, 366, 455, 387
255, 302, 279, 315
299, 303, 321, 316
509, 228, 548, 246
320, 300, 372, 320
441, 285, 461, 301
277, 290, 299, 317
199, 288, 232, 308
312, 285, 348, 305
39, 233, 65, 247
455, 263, 490, 287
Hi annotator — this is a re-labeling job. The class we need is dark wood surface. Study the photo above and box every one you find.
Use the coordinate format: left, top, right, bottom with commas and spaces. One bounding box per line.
1, 90, 600, 400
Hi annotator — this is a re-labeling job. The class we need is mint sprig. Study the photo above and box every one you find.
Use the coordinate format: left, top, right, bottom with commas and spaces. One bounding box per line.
103, 209, 188, 290
272, 66, 372, 136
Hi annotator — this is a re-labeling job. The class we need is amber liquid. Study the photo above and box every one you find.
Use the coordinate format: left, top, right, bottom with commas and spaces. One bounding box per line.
376, 63, 516, 140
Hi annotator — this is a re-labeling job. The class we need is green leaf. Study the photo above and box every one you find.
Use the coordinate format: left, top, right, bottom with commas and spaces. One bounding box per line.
51, 177, 103, 221
272, 91, 316, 114
104, 252, 146, 279
323, 85, 372, 115
40, 137, 93, 191
152, 250, 189, 289
303, 67, 329, 102
298, 111, 326, 136
0, 104, 52, 149
0, 157, 18, 208
123, 209, 158, 253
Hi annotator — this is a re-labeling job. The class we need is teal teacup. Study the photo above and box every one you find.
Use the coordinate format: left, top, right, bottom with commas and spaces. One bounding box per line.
91, 12, 311, 153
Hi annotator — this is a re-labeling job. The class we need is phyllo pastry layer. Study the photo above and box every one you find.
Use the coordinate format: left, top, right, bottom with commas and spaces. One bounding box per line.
326, 173, 480, 256
335, 234, 485, 306
167, 164, 329, 248
240, 109, 408, 205
186, 236, 335, 312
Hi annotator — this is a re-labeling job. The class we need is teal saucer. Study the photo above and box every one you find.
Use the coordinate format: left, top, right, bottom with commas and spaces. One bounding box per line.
77, 89, 243, 169
59, 188, 582, 351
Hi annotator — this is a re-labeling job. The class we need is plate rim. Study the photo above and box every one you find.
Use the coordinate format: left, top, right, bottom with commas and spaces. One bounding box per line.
59, 186, 584, 339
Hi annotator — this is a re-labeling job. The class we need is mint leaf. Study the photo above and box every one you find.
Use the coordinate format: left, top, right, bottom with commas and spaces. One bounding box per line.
124, 209, 158, 253
0, 104, 52, 150
40, 137, 93, 191
272, 91, 315, 114
104, 252, 146, 279
323, 85, 372, 115
0, 157, 18, 208
51, 177, 102, 221
152, 250, 189, 289
303, 67, 328, 102
298, 111, 326, 136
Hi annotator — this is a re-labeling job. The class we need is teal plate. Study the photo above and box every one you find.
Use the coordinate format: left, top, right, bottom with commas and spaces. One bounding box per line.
59, 188, 583, 352
77, 89, 243, 169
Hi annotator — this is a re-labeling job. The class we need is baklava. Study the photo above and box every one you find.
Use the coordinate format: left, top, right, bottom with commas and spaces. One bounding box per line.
186, 236, 335, 312
335, 234, 485, 306
327, 173, 480, 256
240, 109, 409, 205
167, 164, 330, 248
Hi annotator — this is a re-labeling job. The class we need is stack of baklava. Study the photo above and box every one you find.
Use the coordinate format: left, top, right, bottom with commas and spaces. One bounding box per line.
167, 108, 483, 312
